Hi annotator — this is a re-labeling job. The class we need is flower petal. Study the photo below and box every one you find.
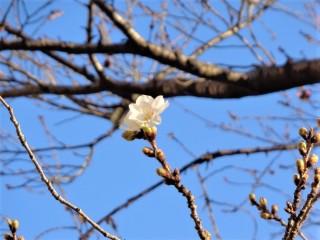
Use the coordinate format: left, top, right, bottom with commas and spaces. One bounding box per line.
136, 95, 154, 105
152, 114, 161, 125
121, 112, 141, 131
128, 102, 138, 112
152, 95, 169, 114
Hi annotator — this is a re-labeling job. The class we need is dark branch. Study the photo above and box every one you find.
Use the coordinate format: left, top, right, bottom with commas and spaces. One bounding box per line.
1, 59, 319, 99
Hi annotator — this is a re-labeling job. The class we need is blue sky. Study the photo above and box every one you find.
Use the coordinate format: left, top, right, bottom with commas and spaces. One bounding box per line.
1, 0, 320, 239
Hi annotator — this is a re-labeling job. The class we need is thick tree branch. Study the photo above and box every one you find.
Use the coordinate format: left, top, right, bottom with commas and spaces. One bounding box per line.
1, 59, 319, 99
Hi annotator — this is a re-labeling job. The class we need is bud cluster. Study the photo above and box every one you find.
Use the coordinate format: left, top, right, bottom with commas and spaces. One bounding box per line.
249, 193, 280, 221
287, 128, 320, 218
298, 127, 320, 144
250, 127, 320, 237
4, 219, 24, 240
298, 127, 320, 143
140, 129, 180, 185
294, 128, 320, 188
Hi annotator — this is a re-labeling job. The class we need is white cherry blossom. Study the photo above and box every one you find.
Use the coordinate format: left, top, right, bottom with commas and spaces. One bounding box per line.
121, 95, 169, 131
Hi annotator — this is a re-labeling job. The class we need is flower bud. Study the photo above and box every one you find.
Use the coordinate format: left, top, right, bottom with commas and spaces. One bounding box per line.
7, 219, 19, 233
298, 141, 307, 156
309, 154, 318, 166
286, 201, 293, 209
249, 193, 256, 205
155, 149, 165, 161
285, 201, 293, 213
293, 174, 300, 186
156, 167, 170, 179
311, 132, 320, 144
142, 147, 154, 157
203, 230, 211, 240
296, 159, 305, 175
299, 127, 308, 139
122, 130, 138, 141
259, 197, 268, 209
314, 172, 320, 184
260, 211, 271, 219
315, 167, 320, 175
11, 220, 19, 230
271, 204, 279, 215
17, 237, 25, 240
172, 168, 180, 182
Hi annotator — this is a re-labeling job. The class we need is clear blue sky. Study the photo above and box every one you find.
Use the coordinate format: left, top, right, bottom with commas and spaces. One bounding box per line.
1, 0, 319, 239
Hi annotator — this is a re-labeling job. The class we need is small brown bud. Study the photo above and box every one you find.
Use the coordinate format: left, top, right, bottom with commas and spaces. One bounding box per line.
172, 168, 180, 182
298, 141, 307, 156
260, 211, 271, 219
3, 234, 13, 240
249, 193, 256, 204
293, 174, 300, 186
315, 167, 320, 175
259, 197, 268, 209
311, 132, 320, 143
309, 154, 318, 166
156, 168, 170, 179
142, 147, 154, 157
122, 130, 138, 141
285, 201, 294, 213
203, 230, 211, 240
271, 204, 279, 215
299, 127, 308, 139
172, 168, 180, 176
314, 173, 320, 184
296, 159, 305, 175
155, 149, 165, 160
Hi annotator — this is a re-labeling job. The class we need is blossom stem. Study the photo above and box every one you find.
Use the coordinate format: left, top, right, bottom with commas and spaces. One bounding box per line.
147, 138, 211, 240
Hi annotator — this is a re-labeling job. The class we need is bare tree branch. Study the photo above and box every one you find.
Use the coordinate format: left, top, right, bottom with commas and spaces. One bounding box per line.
0, 96, 120, 240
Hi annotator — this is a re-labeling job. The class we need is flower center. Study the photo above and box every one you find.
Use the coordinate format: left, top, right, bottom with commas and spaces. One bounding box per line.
143, 110, 154, 121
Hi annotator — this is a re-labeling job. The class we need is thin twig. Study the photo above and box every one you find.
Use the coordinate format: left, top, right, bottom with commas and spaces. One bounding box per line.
0, 96, 120, 240
82, 141, 304, 239
148, 138, 211, 240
